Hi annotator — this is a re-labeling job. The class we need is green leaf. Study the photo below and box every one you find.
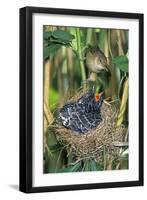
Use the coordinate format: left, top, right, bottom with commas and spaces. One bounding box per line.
84, 160, 90, 171
44, 149, 50, 173
113, 55, 128, 72
89, 160, 103, 171
89, 160, 98, 171
49, 87, 59, 111
83, 160, 103, 171
49, 143, 63, 153
52, 30, 75, 41
58, 162, 82, 173
43, 31, 52, 40
43, 44, 61, 60
70, 162, 82, 172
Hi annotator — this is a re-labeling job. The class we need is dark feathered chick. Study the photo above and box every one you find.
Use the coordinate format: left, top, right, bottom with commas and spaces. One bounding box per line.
57, 90, 104, 134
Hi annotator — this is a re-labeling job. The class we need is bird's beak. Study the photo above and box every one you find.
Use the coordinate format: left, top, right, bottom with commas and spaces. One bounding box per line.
95, 92, 104, 101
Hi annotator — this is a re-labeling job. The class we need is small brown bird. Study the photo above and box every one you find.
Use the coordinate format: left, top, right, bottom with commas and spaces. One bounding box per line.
85, 45, 109, 79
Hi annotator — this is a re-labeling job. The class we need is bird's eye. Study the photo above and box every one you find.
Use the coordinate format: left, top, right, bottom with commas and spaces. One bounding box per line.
99, 58, 102, 63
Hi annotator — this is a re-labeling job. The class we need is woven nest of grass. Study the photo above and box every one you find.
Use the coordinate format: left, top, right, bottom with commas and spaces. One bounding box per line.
50, 88, 127, 163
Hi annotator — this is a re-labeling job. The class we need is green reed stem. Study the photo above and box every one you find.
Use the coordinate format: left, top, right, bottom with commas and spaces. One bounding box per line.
76, 28, 86, 81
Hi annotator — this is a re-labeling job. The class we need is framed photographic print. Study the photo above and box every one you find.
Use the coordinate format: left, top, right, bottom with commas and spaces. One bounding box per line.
19, 7, 144, 193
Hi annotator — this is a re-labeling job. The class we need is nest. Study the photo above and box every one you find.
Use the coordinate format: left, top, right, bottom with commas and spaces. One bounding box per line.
50, 88, 127, 163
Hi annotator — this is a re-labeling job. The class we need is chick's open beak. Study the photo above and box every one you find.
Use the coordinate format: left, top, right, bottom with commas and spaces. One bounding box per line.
95, 92, 104, 102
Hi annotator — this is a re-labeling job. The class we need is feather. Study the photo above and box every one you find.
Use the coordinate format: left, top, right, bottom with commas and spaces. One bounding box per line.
57, 91, 104, 133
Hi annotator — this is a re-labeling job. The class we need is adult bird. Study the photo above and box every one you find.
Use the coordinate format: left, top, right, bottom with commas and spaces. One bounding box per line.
85, 45, 110, 81
57, 90, 104, 134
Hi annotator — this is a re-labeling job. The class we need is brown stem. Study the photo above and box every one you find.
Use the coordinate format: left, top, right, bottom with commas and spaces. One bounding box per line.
67, 47, 74, 90
44, 59, 53, 122
116, 30, 124, 55
43, 116, 48, 153
110, 30, 121, 99
43, 59, 53, 155
116, 78, 129, 126
44, 103, 53, 124
44, 60, 50, 108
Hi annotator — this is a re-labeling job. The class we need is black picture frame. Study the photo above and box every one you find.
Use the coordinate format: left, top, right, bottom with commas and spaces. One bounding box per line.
19, 6, 144, 193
